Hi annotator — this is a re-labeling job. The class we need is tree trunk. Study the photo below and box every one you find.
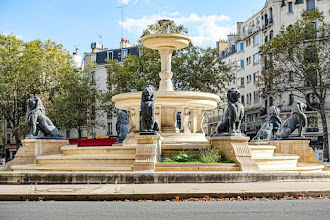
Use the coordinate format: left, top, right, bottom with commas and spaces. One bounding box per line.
14, 134, 19, 151
319, 102, 329, 161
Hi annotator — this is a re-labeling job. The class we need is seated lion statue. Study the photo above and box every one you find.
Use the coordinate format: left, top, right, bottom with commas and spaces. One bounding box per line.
275, 100, 307, 139
140, 85, 159, 134
252, 106, 281, 141
26, 96, 63, 138
213, 88, 244, 136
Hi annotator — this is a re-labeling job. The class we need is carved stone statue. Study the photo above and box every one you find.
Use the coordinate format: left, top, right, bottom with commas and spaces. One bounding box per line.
140, 85, 159, 135
275, 100, 307, 139
252, 106, 281, 141
213, 88, 244, 136
26, 96, 63, 138
183, 108, 191, 134
116, 111, 129, 144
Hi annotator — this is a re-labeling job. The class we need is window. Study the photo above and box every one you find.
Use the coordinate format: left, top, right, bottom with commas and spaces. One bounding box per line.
247, 93, 252, 103
253, 53, 260, 65
241, 95, 245, 104
254, 91, 260, 102
247, 75, 252, 82
269, 97, 273, 107
240, 77, 245, 87
246, 56, 251, 65
240, 60, 244, 69
288, 2, 293, 13
289, 94, 294, 105
246, 38, 251, 47
253, 72, 259, 83
121, 49, 128, 60
269, 30, 274, 40
237, 43, 244, 51
107, 51, 113, 60
253, 34, 259, 46
240, 42, 244, 51
265, 36, 268, 43
306, 0, 315, 11
307, 117, 318, 128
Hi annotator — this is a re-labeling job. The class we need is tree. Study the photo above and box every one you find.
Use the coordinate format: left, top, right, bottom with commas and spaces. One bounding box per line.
102, 22, 233, 116
47, 61, 100, 138
0, 34, 81, 146
260, 10, 330, 160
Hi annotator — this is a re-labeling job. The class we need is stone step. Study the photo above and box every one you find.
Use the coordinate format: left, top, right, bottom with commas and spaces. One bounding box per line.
155, 163, 239, 172
259, 163, 324, 172
249, 145, 276, 158
253, 153, 299, 169
61, 145, 136, 155
36, 154, 135, 166
11, 164, 133, 172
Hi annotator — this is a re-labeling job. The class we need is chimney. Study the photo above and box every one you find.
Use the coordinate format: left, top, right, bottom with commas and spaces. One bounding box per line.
75, 48, 78, 55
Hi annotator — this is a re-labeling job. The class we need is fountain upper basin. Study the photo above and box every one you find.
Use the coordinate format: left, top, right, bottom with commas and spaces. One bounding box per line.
112, 90, 220, 110
140, 33, 191, 50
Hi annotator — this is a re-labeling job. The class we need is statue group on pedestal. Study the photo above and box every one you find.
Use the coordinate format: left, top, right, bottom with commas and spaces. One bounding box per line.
253, 100, 307, 141
211, 88, 308, 141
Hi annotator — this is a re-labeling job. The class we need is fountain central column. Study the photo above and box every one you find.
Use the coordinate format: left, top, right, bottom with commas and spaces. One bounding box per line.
159, 47, 174, 91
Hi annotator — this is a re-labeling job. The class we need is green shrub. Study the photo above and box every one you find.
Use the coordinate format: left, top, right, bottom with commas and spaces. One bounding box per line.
199, 149, 221, 163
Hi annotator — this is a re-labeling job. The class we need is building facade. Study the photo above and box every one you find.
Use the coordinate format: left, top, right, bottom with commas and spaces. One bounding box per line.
204, 0, 330, 157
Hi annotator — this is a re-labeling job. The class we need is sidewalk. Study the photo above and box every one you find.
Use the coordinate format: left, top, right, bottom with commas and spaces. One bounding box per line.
1, 181, 330, 201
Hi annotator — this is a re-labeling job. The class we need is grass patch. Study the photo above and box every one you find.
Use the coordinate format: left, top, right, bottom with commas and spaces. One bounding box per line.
160, 150, 234, 163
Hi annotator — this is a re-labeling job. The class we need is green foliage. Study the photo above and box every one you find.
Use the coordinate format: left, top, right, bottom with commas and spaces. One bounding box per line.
200, 149, 221, 163
0, 34, 80, 145
47, 60, 100, 138
142, 21, 188, 36
160, 150, 231, 163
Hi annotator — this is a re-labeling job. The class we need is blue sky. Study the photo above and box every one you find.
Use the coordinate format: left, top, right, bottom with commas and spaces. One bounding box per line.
0, 0, 265, 55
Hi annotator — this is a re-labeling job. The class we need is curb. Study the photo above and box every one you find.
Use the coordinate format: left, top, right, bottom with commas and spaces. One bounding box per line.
1, 191, 330, 201
2, 171, 330, 184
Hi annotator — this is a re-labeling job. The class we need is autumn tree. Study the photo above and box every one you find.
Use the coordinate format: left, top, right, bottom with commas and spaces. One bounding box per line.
260, 10, 330, 160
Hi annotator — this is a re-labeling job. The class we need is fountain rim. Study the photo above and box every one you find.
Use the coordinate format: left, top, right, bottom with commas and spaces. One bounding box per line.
140, 33, 191, 42
112, 90, 220, 103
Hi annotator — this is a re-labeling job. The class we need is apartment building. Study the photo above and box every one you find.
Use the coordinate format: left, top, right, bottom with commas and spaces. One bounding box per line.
204, 0, 330, 154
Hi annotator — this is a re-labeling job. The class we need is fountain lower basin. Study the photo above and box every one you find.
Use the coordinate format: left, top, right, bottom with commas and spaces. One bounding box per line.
112, 91, 220, 156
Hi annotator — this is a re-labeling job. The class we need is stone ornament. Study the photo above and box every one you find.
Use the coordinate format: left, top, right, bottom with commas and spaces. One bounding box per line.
140, 85, 159, 135
26, 96, 63, 139
275, 100, 307, 139
252, 106, 282, 141
116, 111, 129, 144
213, 88, 244, 136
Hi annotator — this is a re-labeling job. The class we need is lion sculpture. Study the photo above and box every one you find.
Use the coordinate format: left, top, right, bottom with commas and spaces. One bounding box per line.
275, 100, 307, 139
213, 88, 244, 136
140, 85, 159, 135
116, 111, 129, 144
26, 96, 63, 138
252, 106, 281, 141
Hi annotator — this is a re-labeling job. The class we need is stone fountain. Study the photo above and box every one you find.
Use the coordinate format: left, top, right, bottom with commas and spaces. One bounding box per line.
112, 20, 220, 156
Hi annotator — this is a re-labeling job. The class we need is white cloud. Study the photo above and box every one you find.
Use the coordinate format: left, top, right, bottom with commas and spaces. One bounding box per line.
117, 0, 138, 5
120, 12, 235, 48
